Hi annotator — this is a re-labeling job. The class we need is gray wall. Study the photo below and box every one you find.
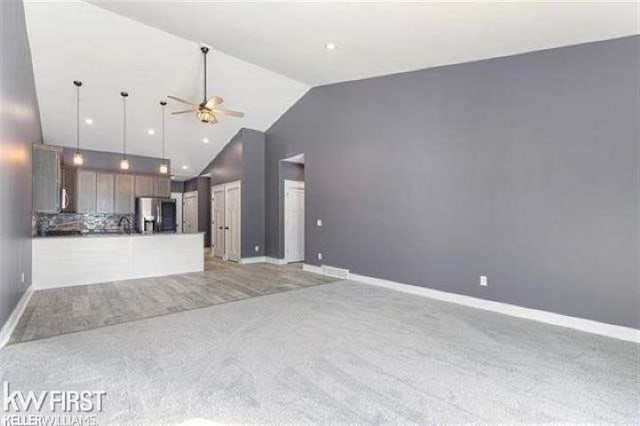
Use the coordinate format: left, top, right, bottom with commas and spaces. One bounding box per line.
241, 129, 266, 257
265, 36, 639, 329
202, 131, 243, 185
62, 147, 169, 176
201, 128, 266, 257
184, 176, 211, 247
0, 0, 43, 327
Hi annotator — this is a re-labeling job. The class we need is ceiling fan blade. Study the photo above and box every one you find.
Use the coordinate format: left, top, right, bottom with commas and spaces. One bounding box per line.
210, 108, 245, 118
168, 95, 198, 107
171, 110, 194, 115
205, 96, 223, 109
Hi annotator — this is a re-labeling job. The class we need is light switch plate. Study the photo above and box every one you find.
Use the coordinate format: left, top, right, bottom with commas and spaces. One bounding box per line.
316, 219, 323, 227
318, 253, 323, 260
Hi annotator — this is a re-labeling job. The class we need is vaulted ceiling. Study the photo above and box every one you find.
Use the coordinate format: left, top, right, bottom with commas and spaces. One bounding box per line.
25, 1, 638, 179
24, 1, 309, 180
89, 1, 638, 86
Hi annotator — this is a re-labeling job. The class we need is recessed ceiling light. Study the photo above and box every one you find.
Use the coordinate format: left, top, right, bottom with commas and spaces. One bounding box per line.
147, 128, 155, 135
203, 138, 209, 144
182, 165, 188, 170
325, 42, 337, 50
84, 118, 93, 125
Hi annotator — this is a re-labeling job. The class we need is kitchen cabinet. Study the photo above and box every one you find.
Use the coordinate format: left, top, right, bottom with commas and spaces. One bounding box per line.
76, 170, 97, 213
61, 167, 76, 213
135, 175, 154, 197
33, 145, 62, 213
96, 173, 115, 213
114, 174, 135, 213
154, 177, 171, 198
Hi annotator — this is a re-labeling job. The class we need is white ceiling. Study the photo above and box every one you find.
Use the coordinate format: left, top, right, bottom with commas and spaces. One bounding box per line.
24, 1, 309, 179
88, 1, 639, 86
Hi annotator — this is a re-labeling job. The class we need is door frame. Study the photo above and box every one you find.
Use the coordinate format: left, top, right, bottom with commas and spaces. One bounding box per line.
284, 179, 305, 263
211, 181, 241, 261
211, 183, 226, 258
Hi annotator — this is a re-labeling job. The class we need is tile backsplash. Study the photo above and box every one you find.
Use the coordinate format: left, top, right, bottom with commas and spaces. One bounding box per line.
34, 213, 134, 236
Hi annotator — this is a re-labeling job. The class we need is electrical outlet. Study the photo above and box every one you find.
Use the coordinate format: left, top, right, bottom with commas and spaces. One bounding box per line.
20, 272, 25, 284
317, 253, 323, 261
480, 275, 488, 287
316, 219, 323, 227
254, 245, 259, 252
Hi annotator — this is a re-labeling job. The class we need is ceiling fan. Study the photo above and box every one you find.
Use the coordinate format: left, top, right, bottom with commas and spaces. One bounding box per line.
168, 46, 244, 124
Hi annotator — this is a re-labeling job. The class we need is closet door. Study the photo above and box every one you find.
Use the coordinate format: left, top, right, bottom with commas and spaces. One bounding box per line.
212, 187, 226, 258
225, 182, 241, 262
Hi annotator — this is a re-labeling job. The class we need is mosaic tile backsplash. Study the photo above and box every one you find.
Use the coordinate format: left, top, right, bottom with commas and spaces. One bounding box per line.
34, 213, 134, 236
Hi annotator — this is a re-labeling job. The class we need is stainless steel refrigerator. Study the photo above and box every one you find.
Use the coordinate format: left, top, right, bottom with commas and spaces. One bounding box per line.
135, 197, 177, 233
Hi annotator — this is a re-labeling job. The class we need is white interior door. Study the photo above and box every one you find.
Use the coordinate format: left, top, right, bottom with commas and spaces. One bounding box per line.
225, 182, 241, 262
212, 186, 226, 258
183, 191, 198, 234
285, 180, 305, 263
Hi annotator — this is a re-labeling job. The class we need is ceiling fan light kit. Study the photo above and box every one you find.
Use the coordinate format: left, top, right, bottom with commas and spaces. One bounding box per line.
168, 45, 244, 124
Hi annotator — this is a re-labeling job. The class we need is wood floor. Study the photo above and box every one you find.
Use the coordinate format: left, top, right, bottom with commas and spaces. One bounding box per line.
9, 255, 338, 344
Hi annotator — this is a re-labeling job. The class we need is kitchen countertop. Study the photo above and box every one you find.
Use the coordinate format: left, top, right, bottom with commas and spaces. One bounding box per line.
34, 232, 204, 240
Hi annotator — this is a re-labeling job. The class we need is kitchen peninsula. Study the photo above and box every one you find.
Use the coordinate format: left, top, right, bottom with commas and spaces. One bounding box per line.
32, 232, 204, 290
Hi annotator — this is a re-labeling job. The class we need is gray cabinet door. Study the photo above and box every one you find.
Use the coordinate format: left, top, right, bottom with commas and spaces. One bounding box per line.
96, 173, 115, 213
76, 170, 97, 213
33, 147, 61, 213
154, 177, 171, 198
115, 174, 135, 213
135, 175, 154, 197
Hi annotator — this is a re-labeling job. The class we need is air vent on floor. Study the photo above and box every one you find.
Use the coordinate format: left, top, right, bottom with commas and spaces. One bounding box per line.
322, 265, 350, 279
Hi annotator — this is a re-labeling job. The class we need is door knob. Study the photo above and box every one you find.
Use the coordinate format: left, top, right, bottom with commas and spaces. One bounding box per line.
224, 226, 229, 230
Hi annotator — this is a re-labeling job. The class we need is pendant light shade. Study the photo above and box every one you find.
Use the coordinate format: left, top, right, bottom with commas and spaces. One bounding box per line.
120, 91, 129, 170
73, 80, 84, 165
159, 100, 168, 174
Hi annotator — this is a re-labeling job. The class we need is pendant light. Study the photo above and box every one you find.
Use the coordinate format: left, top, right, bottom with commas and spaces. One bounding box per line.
159, 100, 168, 174
120, 91, 130, 170
72, 81, 84, 165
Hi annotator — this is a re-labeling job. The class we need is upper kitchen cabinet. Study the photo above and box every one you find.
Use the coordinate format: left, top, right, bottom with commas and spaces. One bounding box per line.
76, 170, 97, 213
154, 177, 171, 198
135, 175, 154, 197
114, 174, 135, 213
96, 173, 115, 213
33, 144, 62, 213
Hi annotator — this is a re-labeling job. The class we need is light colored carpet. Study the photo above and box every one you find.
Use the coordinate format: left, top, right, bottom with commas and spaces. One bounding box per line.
0, 280, 638, 424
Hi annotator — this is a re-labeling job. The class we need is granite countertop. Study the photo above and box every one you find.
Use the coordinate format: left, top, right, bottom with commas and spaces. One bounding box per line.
34, 232, 204, 240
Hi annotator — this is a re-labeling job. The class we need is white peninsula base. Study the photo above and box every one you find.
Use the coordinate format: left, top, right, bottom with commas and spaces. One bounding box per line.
32, 233, 204, 290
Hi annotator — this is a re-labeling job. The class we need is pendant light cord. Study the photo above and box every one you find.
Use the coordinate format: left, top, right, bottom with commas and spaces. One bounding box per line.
73, 80, 82, 154
121, 92, 128, 159
161, 102, 166, 159
76, 85, 80, 153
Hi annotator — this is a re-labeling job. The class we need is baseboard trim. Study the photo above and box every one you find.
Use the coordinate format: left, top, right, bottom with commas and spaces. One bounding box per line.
302, 264, 323, 274
0, 285, 33, 348
303, 264, 639, 344
240, 256, 288, 265
240, 256, 267, 264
